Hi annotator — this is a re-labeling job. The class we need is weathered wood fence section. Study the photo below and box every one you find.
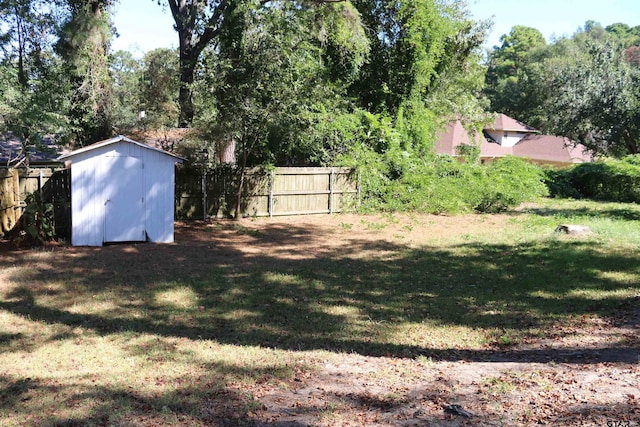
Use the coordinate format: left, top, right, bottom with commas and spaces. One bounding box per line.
0, 167, 70, 237
0, 169, 19, 233
176, 167, 358, 219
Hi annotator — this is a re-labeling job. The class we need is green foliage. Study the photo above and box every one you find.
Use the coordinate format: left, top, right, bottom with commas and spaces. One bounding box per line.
110, 49, 142, 131
455, 143, 481, 164
0, 0, 70, 161
138, 48, 180, 130
476, 156, 548, 213
544, 40, 639, 156
196, 0, 371, 167
485, 22, 640, 157
351, 0, 489, 142
344, 143, 548, 214
0, 61, 70, 165
546, 156, 640, 203
19, 191, 56, 244
56, 0, 115, 146
604, 22, 640, 48
313, 2, 370, 84
484, 26, 547, 125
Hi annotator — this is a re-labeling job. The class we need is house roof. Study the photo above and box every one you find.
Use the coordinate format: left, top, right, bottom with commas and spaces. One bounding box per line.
57, 135, 185, 162
489, 113, 538, 133
434, 116, 594, 165
0, 133, 69, 166
435, 121, 487, 156
512, 135, 593, 163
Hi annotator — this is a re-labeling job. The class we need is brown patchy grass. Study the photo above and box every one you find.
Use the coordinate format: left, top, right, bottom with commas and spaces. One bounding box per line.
0, 199, 639, 426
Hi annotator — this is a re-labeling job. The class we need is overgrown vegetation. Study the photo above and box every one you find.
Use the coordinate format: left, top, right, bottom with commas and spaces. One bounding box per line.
546, 155, 640, 202
18, 191, 56, 244
342, 148, 549, 213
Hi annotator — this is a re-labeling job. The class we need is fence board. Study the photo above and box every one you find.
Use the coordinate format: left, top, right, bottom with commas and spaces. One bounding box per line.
0, 169, 19, 233
0, 167, 70, 238
175, 166, 358, 219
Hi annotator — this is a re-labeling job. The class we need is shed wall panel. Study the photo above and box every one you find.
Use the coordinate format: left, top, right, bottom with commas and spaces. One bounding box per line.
71, 157, 103, 246
144, 150, 176, 243
67, 138, 179, 246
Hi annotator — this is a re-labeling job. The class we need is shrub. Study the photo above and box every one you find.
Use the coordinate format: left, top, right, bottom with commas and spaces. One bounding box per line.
475, 156, 549, 213
350, 151, 548, 214
546, 155, 640, 202
19, 191, 56, 244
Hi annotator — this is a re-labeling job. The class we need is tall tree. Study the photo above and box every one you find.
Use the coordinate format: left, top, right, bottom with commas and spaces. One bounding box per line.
163, 0, 370, 127
544, 40, 639, 156
483, 25, 546, 124
163, 0, 229, 127
0, 0, 68, 164
56, 0, 114, 146
110, 49, 141, 131
138, 48, 180, 129
0, 0, 51, 86
605, 22, 640, 47
350, 0, 489, 151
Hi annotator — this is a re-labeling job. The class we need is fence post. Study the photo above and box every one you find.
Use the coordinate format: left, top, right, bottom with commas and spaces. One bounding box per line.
202, 166, 207, 220
268, 169, 274, 218
329, 168, 335, 214
1, 169, 18, 233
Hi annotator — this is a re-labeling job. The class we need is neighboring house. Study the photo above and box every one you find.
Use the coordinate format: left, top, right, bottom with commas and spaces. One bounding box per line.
0, 133, 69, 167
435, 114, 594, 167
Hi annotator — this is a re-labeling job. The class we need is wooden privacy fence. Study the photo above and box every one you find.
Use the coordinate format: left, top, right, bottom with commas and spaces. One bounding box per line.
3, 166, 356, 237
0, 167, 70, 237
176, 166, 359, 220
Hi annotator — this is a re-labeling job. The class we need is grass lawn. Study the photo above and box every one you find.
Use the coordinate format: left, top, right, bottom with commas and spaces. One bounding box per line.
0, 198, 638, 426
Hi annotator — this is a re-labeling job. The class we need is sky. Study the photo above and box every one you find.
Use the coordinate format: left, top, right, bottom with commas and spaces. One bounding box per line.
111, 0, 640, 56
111, 2, 176, 56
467, 0, 640, 49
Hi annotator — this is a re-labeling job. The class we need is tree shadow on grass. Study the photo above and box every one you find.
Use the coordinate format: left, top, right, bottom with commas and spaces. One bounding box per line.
1, 221, 639, 365
515, 205, 640, 222
0, 370, 271, 427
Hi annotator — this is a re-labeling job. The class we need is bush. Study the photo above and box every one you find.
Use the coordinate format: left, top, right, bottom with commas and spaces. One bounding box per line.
546, 155, 640, 202
349, 150, 548, 214
19, 191, 56, 245
475, 156, 549, 213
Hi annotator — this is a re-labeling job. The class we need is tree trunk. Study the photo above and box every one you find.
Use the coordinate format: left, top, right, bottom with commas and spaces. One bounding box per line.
178, 55, 196, 127
167, 0, 230, 127
178, 27, 196, 127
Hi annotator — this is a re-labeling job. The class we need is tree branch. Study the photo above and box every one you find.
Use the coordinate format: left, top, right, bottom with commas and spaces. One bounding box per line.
193, 0, 228, 54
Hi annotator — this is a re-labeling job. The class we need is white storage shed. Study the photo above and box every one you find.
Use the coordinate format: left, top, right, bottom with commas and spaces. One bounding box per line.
58, 135, 184, 246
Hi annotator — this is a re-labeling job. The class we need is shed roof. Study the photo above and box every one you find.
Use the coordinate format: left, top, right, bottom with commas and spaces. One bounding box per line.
57, 135, 184, 162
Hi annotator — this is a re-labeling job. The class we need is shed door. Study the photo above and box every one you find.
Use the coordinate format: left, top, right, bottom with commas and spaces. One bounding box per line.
101, 156, 145, 243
